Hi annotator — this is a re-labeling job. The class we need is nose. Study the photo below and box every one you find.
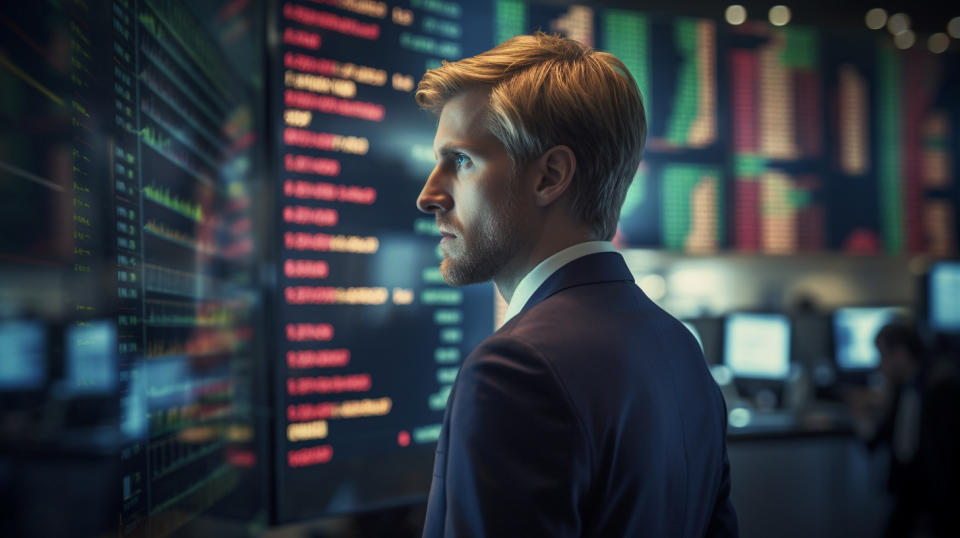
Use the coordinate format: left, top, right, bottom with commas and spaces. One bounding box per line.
417, 165, 453, 214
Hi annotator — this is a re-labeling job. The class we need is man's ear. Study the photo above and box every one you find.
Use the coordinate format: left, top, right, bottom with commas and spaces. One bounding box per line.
532, 145, 576, 208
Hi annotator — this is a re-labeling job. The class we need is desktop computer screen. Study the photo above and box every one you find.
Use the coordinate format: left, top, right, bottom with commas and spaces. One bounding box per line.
929, 262, 960, 333
833, 307, 905, 371
0, 321, 46, 391
723, 313, 791, 379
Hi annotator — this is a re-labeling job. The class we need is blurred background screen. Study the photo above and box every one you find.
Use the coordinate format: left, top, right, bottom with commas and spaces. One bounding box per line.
0, 0, 270, 536
0, 321, 47, 391
928, 261, 960, 332
724, 313, 792, 379
833, 306, 906, 370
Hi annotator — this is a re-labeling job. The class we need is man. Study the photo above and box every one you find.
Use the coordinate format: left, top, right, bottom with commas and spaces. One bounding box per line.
415, 33, 738, 537
851, 322, 960, 538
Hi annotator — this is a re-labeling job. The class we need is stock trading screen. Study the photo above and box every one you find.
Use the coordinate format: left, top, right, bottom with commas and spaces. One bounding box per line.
3, 0, 960, 533
272, 3, 958, 518
0, 1, 266, 537
495, 0, 959, 256
272, 0, 495, 522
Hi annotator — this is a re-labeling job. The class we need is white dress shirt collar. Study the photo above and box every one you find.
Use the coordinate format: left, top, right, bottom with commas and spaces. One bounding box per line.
502, 241, 617, 325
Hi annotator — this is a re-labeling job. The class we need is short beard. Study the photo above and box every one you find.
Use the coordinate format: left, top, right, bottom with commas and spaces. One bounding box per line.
439, 180, 524, 287
441, 219, 516, 286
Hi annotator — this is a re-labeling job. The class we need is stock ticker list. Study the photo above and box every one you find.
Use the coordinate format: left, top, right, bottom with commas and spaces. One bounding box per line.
116, 1, 264, 536
274, 0, 494, 520
1, 0, 264, 535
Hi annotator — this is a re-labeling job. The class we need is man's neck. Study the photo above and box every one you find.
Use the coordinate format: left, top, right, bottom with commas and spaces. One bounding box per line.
494, 228, 597, 304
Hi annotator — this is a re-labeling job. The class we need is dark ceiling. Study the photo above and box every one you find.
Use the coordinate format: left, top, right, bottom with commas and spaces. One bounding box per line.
548, 1, 958, 36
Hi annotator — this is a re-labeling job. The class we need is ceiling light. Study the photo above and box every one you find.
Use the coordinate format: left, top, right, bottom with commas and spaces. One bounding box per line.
894, 29, 916, 49
865, 8, 887, 30
769, 5, 791, 27
887, 13, 910, 35
928, 32, 950, 54
725, 5, 747, 26
948, 17, 960, 39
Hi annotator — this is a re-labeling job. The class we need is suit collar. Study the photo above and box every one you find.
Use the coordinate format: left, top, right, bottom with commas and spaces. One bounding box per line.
519, 252, 634, 315
504, 241, 616, 324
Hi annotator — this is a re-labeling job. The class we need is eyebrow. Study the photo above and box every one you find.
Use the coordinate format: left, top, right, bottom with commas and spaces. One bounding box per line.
434, 143, 471, 162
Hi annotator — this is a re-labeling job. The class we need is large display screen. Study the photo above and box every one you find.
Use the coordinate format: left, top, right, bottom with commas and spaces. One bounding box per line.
271, 0, 495, 522
492, 0, 960, 256
723, 313, 792, 379
0, 1, 268, 536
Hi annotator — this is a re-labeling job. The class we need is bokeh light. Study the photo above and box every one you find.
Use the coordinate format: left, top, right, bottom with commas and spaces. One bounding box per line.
948, 16, 960, 39
865, 8, 887, 30
894, 29, 916, 49
887, 13, 910, 35
928, 32, 950, 54
769, 5, 791, 27
725, 5, 747, 26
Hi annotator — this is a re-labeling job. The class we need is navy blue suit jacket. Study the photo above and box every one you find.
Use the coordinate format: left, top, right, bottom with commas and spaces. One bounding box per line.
422, 252, 738, 537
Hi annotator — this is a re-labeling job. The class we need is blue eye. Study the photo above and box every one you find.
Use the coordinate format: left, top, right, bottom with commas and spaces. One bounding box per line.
455, 153, 469, 169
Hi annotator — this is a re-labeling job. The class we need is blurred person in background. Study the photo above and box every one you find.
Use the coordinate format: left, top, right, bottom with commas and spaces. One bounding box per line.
847, 321, 960, 538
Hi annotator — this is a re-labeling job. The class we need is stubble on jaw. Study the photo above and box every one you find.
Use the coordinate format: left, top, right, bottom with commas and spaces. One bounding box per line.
438, 178, 525, 287
440, 217, 510, 286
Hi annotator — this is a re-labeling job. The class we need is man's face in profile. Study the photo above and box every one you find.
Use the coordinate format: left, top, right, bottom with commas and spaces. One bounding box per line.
416, 90, 530, 286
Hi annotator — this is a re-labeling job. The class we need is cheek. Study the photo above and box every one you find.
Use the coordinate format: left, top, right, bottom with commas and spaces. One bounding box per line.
454, 166, 516, 232
455, 184, 492, 227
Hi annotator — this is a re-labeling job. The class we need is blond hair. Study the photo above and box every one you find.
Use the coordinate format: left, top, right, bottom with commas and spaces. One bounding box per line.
415, 32, 646, 239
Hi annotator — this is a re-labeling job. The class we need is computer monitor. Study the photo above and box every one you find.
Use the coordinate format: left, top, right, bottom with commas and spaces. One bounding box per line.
833, 307, 906, 371
0, 321, 46, 391
65, 321, 118, 395
928, 261, 960, 334
723, 313, 791, 380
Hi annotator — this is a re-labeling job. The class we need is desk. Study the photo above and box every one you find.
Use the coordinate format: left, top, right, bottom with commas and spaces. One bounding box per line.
727, 412, 890, 538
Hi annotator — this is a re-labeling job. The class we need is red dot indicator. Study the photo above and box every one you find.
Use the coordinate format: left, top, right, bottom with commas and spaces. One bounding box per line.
398, 430, 411, 447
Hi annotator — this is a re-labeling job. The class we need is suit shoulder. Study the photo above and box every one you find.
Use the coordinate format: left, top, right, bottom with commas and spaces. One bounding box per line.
497, 280, 673, 353
462, 331, 556, 379
460, 330, 589, 417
